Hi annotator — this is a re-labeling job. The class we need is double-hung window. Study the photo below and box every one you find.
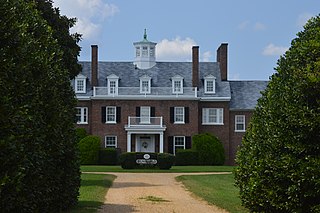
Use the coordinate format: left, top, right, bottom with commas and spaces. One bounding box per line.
105, 136, 117, 148
172, 75, 183, 94
106, 106, 116, 123
174, 136, 185, 155
235, 115, 245, 132
174, 107, 184, 124
140, 75, 151, 94
76, 107, 88, 124
74, 74, 87, 94
202, 108, 223, 125
204, 75, 216, 94
107, 74, 119, 96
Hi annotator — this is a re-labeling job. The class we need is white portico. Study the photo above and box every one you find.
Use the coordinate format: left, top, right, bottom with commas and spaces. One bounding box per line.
125, 116, 166, 153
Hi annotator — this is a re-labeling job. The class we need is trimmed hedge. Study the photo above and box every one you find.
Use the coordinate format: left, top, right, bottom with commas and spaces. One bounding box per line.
78, 136, 101, 165
76, 128, 87, 142
175, 149, 199, 166
157, 153, 175, 169
119, 152, 175, 169
192, 133, 225, 165
99, 148, 118, 165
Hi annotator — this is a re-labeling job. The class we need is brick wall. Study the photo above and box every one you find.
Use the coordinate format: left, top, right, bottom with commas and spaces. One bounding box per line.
229, 110, 253, 165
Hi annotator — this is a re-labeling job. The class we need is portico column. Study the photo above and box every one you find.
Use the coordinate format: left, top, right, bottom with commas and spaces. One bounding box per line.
127, 132, 131, 152
159, 132, 164, 153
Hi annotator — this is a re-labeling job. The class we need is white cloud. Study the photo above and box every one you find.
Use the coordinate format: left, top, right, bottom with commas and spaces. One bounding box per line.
202, 51, 212, 62
53, 0, 119, 39
297, 13, 313, 28
254, 22, 267, 31
238, 21, 266, 31
156, 37, 197, 61
262, 43, 288, 56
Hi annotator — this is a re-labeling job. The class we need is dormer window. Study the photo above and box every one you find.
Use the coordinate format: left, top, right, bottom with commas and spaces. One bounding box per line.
172, 75, 183, 94
75, 74, 87, 94
140, 75, 151, 94
107, 74, 119, 96
150, 47, 155, 57
204, 75, 216, 94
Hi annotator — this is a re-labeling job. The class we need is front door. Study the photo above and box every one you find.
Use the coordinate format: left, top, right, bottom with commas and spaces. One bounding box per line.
136, 135, 155, 152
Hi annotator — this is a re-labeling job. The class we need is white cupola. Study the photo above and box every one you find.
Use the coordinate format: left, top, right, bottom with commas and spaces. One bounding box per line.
133, 29, 157, 69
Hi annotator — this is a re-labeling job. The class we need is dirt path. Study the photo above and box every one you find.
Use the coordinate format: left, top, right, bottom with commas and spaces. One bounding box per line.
88, 172, 230, 213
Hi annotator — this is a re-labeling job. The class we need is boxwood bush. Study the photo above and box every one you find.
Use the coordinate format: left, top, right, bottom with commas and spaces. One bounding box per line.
99, 148, 118, 165
175, 149, 199, 166
78, 136, 101, 165
157, 153, 175, 169
192, 133, 225, 165
119, 152, 137, 169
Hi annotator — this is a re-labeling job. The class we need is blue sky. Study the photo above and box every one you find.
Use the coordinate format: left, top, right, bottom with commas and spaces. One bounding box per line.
54, 0, 319, 80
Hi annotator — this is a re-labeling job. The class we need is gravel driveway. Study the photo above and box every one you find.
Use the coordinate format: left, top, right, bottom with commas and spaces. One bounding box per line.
89, 172, 230, 213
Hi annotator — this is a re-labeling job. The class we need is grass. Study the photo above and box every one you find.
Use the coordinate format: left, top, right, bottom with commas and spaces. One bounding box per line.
67, 173, 115, 213
176, 174, 248, 213
139, 195, 170, 203
81, 165, 235, 173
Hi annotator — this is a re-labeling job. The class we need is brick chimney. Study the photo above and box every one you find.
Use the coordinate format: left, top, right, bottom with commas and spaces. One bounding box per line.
217, 43, 228, 81
91, 45, 98, 87
192, 46, 199, 88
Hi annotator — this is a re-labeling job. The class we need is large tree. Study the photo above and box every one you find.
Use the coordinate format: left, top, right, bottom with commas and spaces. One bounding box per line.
235, 15, 320, 212
27, 0, 82, 79
0, 0, 80, 212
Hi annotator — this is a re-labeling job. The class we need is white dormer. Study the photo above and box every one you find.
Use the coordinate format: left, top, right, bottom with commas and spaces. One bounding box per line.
133, 29, 157, 69
140, 75, 151, 94
107, 74, 119, 95
172, 75, 184, 94
75, 73, 87, 94
204, 75, 216, 94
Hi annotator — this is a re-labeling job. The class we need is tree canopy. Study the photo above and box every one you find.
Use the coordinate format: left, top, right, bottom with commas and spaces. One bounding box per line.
0, 0, 80, 211
235, 15, 320, 212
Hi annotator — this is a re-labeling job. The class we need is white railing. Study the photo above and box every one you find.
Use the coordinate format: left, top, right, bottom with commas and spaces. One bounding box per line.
93, 87, 197, 98
127, 116, 163, 128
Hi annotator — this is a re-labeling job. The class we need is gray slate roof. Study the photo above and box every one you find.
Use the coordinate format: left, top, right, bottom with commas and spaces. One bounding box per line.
229, 81, 268, 110
75, 61, 268, 109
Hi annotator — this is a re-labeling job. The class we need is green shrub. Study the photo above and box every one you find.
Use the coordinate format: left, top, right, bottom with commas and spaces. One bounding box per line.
119, 152, 137, 169
175, 149, 199, 166
99, 148, 118, 165
157, 153, 175, 169
235, 15, 320, 212
192, 133, 225, 165
78, 136, 101, 165
76, 128, 87, 142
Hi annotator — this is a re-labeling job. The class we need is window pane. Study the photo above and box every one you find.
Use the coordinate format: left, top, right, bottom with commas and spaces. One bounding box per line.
174, 107, 184, 123
174, 80, 182, 92
76, 80, 84, 92
141, 81, 149, 92
107, 107, 116, 122
105, 136, 116, 148
206, 80, 214, 92
140, 107, 150, 123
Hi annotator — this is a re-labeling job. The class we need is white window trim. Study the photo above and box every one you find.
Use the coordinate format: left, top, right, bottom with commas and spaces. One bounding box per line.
106, 106, 116, 124
139, 76, 151, 94
174, 107, 185, 124
204, 75, 216, 94
202, 108, 224, 125
174, 136, 185, 155
105, 136, 117, 148
235, 115, 246, 132
75, 77, 86, 94
107, 74, 119, 96
76, 107, 88, 124
172, 76, 184, 94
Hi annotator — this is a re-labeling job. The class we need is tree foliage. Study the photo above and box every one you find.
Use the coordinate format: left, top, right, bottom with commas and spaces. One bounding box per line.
235, 15, 320, 212
26, 0, 82, 79
0, 0, 80, 212
192, 133, 225, 165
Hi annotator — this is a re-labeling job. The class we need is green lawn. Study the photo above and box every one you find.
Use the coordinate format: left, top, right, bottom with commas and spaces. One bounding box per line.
176, 174, 248, 213
81, 165, 235, 173
67, 173, 115, 213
